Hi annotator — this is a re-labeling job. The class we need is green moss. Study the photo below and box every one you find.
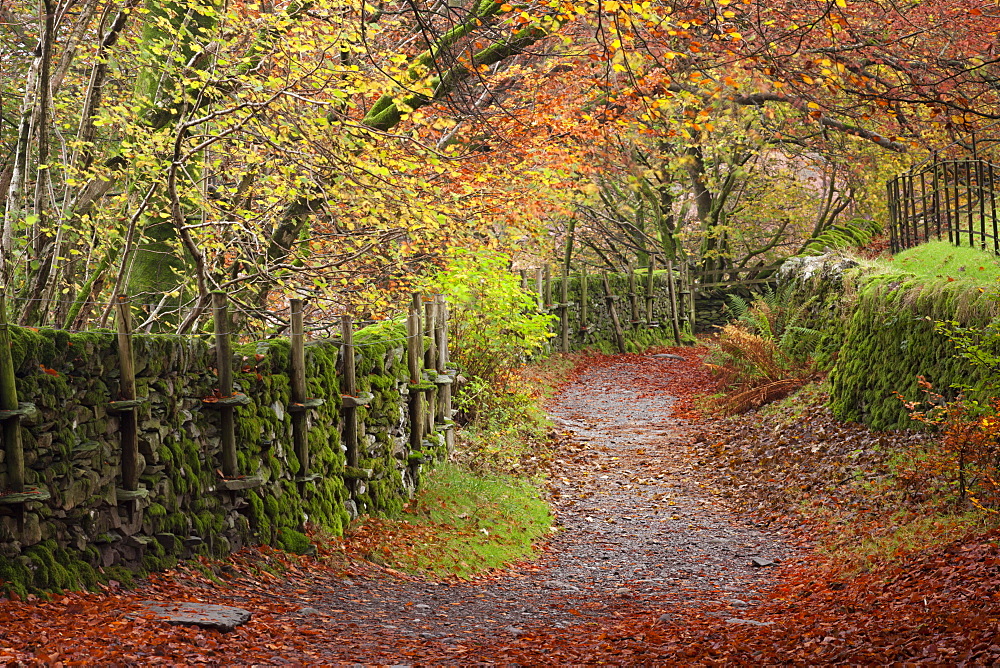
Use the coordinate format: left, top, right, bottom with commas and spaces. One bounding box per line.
276, 528, 314, 555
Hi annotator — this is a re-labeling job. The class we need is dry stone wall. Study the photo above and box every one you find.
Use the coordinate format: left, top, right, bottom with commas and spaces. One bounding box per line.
0, 321, 448, 595
542, 269, 751, 351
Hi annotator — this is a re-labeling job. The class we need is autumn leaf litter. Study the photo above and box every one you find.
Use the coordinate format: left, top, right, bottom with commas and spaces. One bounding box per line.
2, 348, 999, 664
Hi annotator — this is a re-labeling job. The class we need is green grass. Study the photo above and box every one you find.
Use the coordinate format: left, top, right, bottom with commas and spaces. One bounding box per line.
348, 463, 553, 579
889, 239, 1000, 284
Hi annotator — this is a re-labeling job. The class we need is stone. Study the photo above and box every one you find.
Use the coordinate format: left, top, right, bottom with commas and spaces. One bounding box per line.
650, 353, 685, 361
543, 580, 580, 592
137, 601, 252, 632
504, 626, 526, 637
297, 607, 322, 616
750, 557, 777, 567
657, 613, 675, 623
725, 618, 774, 627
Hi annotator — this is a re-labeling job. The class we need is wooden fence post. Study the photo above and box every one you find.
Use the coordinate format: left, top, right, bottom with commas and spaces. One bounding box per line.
666, 259, 681, 345
407, 302, 424, 451
290, 299, 309, 478
340, 314, 359, 474
424, 300, 436, 435
560, 266, 569, 353
687, 263, 697, 332
0, 293, 24, 494
114, 295, 139, 492
534, 268, 544, 311
544, 264, 553, 310
212, 291, 238, 478
602, 272, 627, 354
434, 296, 455, 452
645, 256, 656, 325
628, 265, 640, 327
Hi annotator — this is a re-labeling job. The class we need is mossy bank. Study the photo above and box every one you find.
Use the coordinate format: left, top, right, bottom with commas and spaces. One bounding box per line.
780, 249, 1000, 430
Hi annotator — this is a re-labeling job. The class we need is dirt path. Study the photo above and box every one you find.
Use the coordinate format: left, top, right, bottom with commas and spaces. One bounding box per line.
256, 352, 790, 664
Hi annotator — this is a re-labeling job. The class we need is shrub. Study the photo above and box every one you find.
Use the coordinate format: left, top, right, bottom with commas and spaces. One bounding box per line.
423, 249, 555, 419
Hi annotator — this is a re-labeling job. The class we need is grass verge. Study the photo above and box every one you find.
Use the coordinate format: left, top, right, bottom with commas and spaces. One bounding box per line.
346, 463, 552, 579
888, 239, 1000, 284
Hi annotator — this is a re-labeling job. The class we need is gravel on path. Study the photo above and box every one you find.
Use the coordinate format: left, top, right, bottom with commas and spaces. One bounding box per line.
266, 352, 790, 664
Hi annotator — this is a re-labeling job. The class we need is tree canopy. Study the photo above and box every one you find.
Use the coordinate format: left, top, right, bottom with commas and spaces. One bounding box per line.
2, 0, 996, 331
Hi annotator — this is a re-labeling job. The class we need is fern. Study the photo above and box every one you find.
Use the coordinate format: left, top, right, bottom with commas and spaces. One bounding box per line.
710, 287, 821, 414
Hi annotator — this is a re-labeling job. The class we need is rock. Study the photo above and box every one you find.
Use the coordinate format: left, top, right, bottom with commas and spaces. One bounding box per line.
137, 601, 252, 632
414, 604, 431, 610
728, 599, 749, 607
614, 587, 632, 597
543, 579, 580, 592
750, 557, 777, 567
297, 607, 322, 616
657, 613, 675, 623
504, 626, 526, 637
725, 618, 774, 627
650, 353, 685, 361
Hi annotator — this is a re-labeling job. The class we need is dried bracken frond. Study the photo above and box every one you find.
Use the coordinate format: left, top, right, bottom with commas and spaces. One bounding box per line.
707, 296, 819, 415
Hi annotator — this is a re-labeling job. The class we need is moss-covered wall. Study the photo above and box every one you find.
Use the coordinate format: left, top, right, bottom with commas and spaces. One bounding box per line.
0, 320, 448, 596
780, 253, 1000, 430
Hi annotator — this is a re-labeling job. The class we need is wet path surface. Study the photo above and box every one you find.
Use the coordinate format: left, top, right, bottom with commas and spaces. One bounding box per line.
272, 353, 789, 663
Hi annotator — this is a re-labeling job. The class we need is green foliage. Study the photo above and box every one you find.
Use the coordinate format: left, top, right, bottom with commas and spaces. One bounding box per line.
724, 286, 821, 362
706, 288, 820, 413
800, 218, 881, 256
828, 263, 998, 429
276, 529, 315, 555
453, 382, 553, 475
891, 240, 1000, 284
424, 250, 556, 388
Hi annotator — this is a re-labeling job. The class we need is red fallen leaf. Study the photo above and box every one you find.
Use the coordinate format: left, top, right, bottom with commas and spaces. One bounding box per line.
39, 364, 59, 376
